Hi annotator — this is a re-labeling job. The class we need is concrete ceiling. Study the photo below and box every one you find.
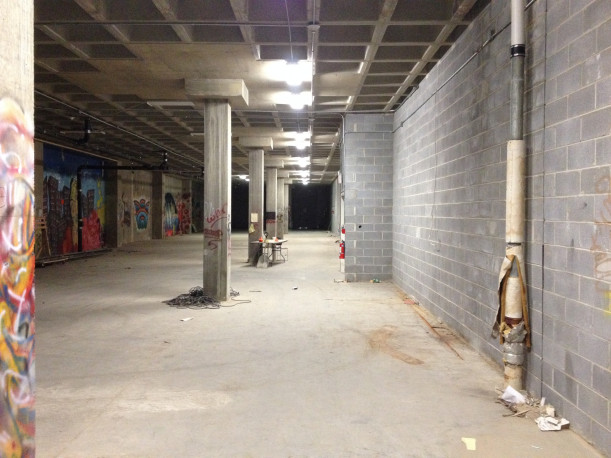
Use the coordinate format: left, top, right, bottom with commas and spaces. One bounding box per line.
33, 0, 490, 183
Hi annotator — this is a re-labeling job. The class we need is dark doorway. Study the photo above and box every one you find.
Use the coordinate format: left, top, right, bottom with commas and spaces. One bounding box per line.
231, 179, 249, 230
291, 184, 331, 230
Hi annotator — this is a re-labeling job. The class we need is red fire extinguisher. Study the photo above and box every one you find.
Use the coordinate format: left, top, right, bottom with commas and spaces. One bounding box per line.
339, 241, 345, 259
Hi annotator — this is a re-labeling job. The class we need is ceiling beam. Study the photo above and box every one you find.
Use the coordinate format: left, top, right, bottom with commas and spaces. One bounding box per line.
384, 0, 480, 111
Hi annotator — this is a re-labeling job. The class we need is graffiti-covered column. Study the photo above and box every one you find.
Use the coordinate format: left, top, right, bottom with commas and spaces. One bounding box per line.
186, 79, 248, 301
0, 1, 35, 456
265, 168, 278, 239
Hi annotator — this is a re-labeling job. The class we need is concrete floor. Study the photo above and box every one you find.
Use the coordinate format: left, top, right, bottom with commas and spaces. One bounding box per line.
36, 232, 603, 457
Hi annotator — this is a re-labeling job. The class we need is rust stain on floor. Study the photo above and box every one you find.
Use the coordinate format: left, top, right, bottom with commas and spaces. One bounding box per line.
368, 325, 424, 365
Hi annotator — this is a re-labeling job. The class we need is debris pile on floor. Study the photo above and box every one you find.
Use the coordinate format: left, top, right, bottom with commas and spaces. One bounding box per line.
496, 386, 570, 432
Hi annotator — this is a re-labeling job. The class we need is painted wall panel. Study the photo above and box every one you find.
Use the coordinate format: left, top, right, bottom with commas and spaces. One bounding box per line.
42, 144, 107, 254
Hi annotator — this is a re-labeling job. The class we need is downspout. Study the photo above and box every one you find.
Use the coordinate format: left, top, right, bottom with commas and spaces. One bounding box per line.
496, 0, 530, 390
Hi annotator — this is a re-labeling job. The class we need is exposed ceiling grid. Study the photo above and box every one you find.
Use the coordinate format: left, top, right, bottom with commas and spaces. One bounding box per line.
33, 0, 489, 183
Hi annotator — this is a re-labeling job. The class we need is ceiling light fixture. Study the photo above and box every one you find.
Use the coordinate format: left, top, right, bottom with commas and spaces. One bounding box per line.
289, 92, 312, 110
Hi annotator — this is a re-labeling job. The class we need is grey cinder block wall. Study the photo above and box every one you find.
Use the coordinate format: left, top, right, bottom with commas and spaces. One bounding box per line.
343, 113, 394, 282
390, 0, 610, 453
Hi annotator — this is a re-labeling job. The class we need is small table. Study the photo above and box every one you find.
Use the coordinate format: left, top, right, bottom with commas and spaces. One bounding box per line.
251, 239, 288, 264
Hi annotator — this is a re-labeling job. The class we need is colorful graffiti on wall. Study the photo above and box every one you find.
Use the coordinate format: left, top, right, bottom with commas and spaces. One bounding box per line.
42, 145, 106, 254
177, 192, 191, 234
134, 198, 150, 231
164, 192, 191, 236
0, 98, 35, 456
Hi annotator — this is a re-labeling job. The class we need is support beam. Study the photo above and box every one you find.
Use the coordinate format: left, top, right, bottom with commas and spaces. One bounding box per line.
265, 168, 278, 239
203, 100, 232, 301
277, 178, 285, 239
248, 149, 264, 264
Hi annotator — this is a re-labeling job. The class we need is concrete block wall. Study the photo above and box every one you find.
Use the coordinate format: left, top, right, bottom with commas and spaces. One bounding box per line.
391, 0, 610, 453
343, 113, 393, 282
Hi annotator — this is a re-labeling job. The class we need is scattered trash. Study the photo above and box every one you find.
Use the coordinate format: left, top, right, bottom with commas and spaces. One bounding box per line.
500, 385, 526, 404
535, 416, 570, 431
370, 278, 380, 283
180, 317, 193, 322
461, 437, 476, 451
333, 279, 345, 283
496, 387, 570, 433
292, 286, 298, 290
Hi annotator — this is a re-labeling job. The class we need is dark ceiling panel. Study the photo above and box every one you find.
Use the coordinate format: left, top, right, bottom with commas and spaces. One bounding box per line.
317, 46, 366, 61
105, 0, 167, 21
191, 26, 245, 43
319, 0, 384, 21
247, 0, 308, 22
36, 44, 80, 59
391, 0, 454, 21
35, 0, 93, 22
318, 25, 374, 43
175, 0, 237, 21
259, 45, 308, 60
44, 25, 121, 43
383, 25, 443, 43
375, 45, 428, 60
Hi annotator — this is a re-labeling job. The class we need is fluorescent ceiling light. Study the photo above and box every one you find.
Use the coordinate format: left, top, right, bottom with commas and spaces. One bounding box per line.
289, 92, 312, 110
285, 60, 312, 86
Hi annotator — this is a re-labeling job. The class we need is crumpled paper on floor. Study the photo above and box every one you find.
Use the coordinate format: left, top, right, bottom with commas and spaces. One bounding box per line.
535, 416, 570, 431
500, 385, 526, 404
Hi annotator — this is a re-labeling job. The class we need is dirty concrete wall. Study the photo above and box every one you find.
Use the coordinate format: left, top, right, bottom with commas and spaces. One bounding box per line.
391, 0, 610, 452
0, 1, 35, 456
343, 113, 393, 282
117, 169, 153, 245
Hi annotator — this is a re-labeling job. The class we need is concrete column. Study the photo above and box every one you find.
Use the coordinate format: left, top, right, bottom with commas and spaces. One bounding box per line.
0, 1, 35, 454
284, 183, 290, 234
276, 178, 285, 239
203, 100, 232, 301
151, 171, 163, 239
265, 168, 277, 238
248, 149, 264, 263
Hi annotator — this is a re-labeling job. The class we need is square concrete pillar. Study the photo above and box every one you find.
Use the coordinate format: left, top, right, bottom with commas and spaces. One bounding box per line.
248, 149, 264, 263
203, 100, 232, 301
265, 168, 278, 238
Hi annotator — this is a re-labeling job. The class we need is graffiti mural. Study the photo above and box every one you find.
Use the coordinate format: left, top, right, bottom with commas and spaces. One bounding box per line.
177, 192, 191, 234
164, 192, 191, 236
133, 198, 150, 231
0, 98, 35, 456
164, 192, 179, 236
42, 144, 106, 254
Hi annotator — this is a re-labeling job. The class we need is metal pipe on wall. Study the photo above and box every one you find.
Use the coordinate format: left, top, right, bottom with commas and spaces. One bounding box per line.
498, 0, 530, 390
